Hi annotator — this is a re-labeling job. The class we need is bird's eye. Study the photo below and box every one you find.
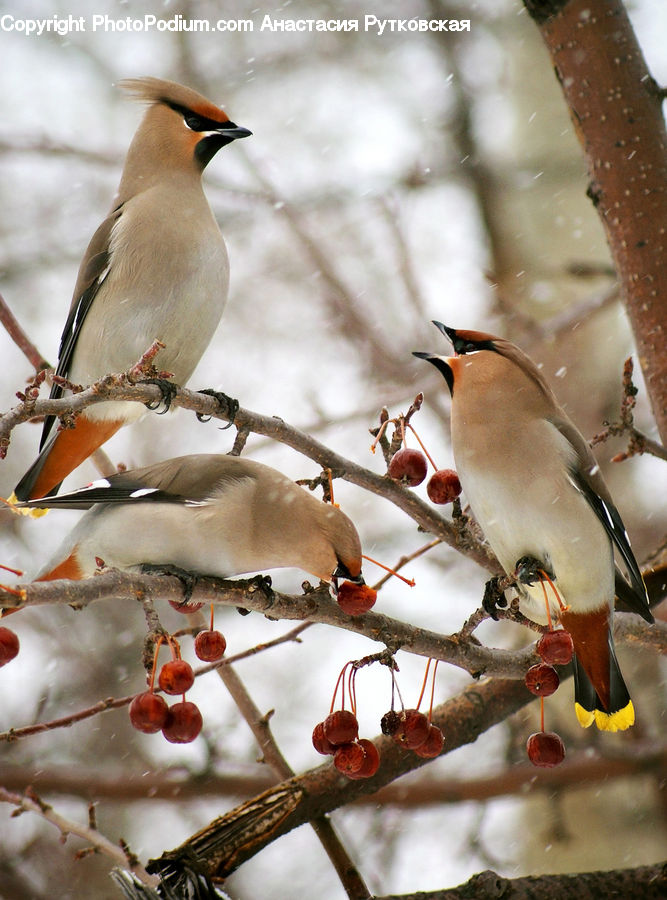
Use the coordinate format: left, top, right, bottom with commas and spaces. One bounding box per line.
184, 113, 206, 132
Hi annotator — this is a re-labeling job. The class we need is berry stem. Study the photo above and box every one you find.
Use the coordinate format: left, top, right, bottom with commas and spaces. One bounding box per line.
148, 636, 166, 692
209, 603, 215, 633
416, 657, 432, 711
362, 554, 415, 587
538, 578, 554, 631
329, 661, 350, 715
540, 696, 545, 733
540, 569, 568, 613
348, 666, 358, 717
369, 418, 389, 454
406, 423, 439, 470
0, 563, 23, 577
427, 659, 440, 721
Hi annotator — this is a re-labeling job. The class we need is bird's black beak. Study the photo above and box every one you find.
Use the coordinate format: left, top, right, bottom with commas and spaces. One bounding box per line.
432, 321, 458, 347
412, 351, 454, 395
330, 563, 365, 597
216, 121, 252, 141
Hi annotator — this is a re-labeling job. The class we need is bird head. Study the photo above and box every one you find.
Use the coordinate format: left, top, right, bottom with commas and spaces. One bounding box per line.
119, 77, 251, 180
414, 322, 558, 405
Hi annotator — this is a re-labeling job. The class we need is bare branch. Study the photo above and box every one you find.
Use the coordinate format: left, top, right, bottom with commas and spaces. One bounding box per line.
1, 569, 549, 681
373, 862, 667, 899
3, 740, 664, 806
0, 786, 157, 886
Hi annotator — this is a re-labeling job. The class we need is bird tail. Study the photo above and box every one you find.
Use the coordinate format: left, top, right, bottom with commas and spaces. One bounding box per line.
13, 416, 123, 503
572, 638, 634, 732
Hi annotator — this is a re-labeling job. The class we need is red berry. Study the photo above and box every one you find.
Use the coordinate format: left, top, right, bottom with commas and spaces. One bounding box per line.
526, 731, 565, 768
158, 659, 195, 695
388, 448, 428, 487
525, 663, 560, 697
312, 721, 336, 755
333, 742, 366, 776
347, 739, 381, 779
194, 630, 227, 661
129, 691, 169, 734
0, 627, 19, 666
392, 709, 430, 749
336, 582, 377, 615
162, 701, 203, 744
323, 710, 359, 745
426, 469, 462, 504
380, 710, 400, 736
414, 724, 445, 758
168, 598, 204, 614
537, 630, 574, 666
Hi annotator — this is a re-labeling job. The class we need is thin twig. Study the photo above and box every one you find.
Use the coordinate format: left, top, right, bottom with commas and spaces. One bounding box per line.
0, 786, 157, 885
590, 357, 667, 462
0, 290, 51, 371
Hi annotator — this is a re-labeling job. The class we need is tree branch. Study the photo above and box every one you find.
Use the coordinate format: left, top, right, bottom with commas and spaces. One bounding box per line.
0, 786, 157, 886
0, 569, 558, 682
2, 741, 663, 806
373, 862, 666, 899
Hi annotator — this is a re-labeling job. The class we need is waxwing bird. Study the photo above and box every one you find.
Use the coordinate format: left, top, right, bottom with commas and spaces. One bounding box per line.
414, 323, 653, 732
13, 77, 251, 504
16, 454, 364, 589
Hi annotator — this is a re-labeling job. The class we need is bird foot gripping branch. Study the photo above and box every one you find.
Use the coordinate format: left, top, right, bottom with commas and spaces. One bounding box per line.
195, 388, 239, 429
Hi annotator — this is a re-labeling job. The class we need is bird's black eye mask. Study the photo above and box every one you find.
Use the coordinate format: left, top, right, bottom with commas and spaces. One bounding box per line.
448, 333, 496, 356
431, 322, 497, 356
165, 100, 228, 133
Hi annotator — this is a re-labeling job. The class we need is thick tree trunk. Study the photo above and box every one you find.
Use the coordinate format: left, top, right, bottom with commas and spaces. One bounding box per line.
525, 0, 667, 444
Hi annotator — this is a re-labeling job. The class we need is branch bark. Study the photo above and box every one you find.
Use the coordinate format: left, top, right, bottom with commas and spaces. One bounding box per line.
524, 0, 667, 443
373, 862, 666, 900
1, 570, 543, 682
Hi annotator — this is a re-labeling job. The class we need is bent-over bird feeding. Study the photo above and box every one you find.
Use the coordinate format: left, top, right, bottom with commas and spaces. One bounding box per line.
17, 454, 365, 591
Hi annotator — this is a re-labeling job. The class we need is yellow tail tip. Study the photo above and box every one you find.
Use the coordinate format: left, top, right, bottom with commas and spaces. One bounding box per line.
4, 493, 49, 518
575, 703, 595, 728
594, 701, 635, 732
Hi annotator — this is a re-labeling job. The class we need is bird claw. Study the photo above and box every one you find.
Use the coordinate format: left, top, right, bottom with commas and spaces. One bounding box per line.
196, 389, 239, 428
514, 555, 555, 587
141, 378, 178, 414
140, 563, 199, 602
482, 576, 508, 620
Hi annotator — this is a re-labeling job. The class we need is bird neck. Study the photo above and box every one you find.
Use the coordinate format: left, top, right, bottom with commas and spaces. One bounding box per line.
117, 109, 204, 200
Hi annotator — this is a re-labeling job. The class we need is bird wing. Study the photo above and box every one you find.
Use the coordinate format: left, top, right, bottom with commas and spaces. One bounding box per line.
17, 455, 258, 511
39, 206, 122, 449
554, 416, 653, 623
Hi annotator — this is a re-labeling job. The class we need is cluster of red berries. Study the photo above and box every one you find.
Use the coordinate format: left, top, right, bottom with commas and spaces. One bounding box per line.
335, 580, 377, 616
524, 628, 573, 768
0, 626, 19, 667
129, 620, 226, 744
381, 708, 444, 758
312, 710, 380, 778
385, 426, 461, 505
313, 656, 445, 779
